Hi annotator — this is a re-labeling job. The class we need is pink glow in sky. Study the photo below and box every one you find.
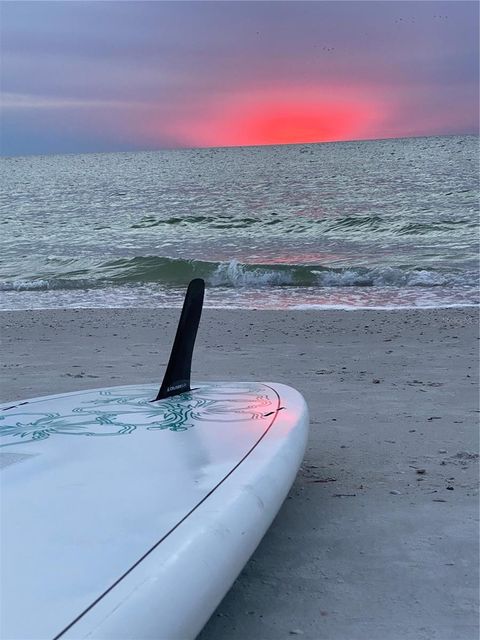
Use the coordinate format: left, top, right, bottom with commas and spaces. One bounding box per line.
142, 87, 387, 147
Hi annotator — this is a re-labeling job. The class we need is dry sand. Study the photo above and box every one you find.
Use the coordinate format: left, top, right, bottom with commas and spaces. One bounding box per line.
1, 307, 478, 640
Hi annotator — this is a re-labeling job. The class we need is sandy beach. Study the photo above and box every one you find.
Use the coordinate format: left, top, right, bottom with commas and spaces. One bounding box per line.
1, 307, 478, 640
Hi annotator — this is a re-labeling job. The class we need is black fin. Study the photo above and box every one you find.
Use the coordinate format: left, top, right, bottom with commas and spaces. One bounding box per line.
153, 278, 205, 401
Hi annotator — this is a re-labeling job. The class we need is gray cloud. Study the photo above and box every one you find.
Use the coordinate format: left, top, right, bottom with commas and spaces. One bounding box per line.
1, 0, 477, 155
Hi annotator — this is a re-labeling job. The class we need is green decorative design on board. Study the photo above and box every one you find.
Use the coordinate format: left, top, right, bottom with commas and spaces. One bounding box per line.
0, 384, 274, 448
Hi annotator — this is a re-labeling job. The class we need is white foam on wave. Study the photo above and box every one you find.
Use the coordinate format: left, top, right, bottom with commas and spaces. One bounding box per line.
406, 270, 447, 286
314, 266, 468, 287
0, 279, 52, 291
207, 261, 474, 289
208, 260, 293, 287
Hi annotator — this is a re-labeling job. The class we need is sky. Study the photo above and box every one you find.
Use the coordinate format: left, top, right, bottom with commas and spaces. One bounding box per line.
0, 1, 478, 156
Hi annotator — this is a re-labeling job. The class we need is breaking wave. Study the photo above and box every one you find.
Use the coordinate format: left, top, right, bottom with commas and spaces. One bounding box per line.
0, 256, 475, 292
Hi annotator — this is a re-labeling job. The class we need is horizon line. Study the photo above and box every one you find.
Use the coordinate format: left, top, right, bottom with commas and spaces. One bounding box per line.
1, 131, 478, 159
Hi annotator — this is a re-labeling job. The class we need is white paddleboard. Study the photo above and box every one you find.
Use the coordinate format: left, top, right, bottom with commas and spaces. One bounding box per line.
0, 381, 308, 639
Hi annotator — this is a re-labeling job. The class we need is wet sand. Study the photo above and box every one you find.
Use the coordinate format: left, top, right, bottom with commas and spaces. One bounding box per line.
1, 307, 478, 639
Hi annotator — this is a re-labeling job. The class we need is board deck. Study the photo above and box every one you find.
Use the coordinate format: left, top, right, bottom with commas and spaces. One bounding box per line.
1, 381, 308, 640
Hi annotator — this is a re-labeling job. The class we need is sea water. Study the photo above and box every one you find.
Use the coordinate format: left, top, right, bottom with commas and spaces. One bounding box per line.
1, 135, 478, 310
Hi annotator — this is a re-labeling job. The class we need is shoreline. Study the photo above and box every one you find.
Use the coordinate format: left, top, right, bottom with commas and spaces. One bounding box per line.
0, 302, 478, 313
1, 307, 478, 639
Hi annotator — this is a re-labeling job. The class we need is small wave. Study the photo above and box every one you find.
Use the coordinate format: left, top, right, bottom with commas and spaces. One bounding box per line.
0, 256, 476, 292
0, 279, 53, 292
130, 215, 218, 229
314, 266, 454, 288
325, 215, 385, 232
209, 260, 295, 286
397, 220, 474, 236
0, 278, 96, 292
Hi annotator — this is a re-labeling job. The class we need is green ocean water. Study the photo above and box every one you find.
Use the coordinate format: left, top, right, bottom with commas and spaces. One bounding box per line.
1, 135, 478, 309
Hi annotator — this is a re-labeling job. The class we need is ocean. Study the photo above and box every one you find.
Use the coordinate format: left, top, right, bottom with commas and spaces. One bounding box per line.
1, 135, 478, 311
